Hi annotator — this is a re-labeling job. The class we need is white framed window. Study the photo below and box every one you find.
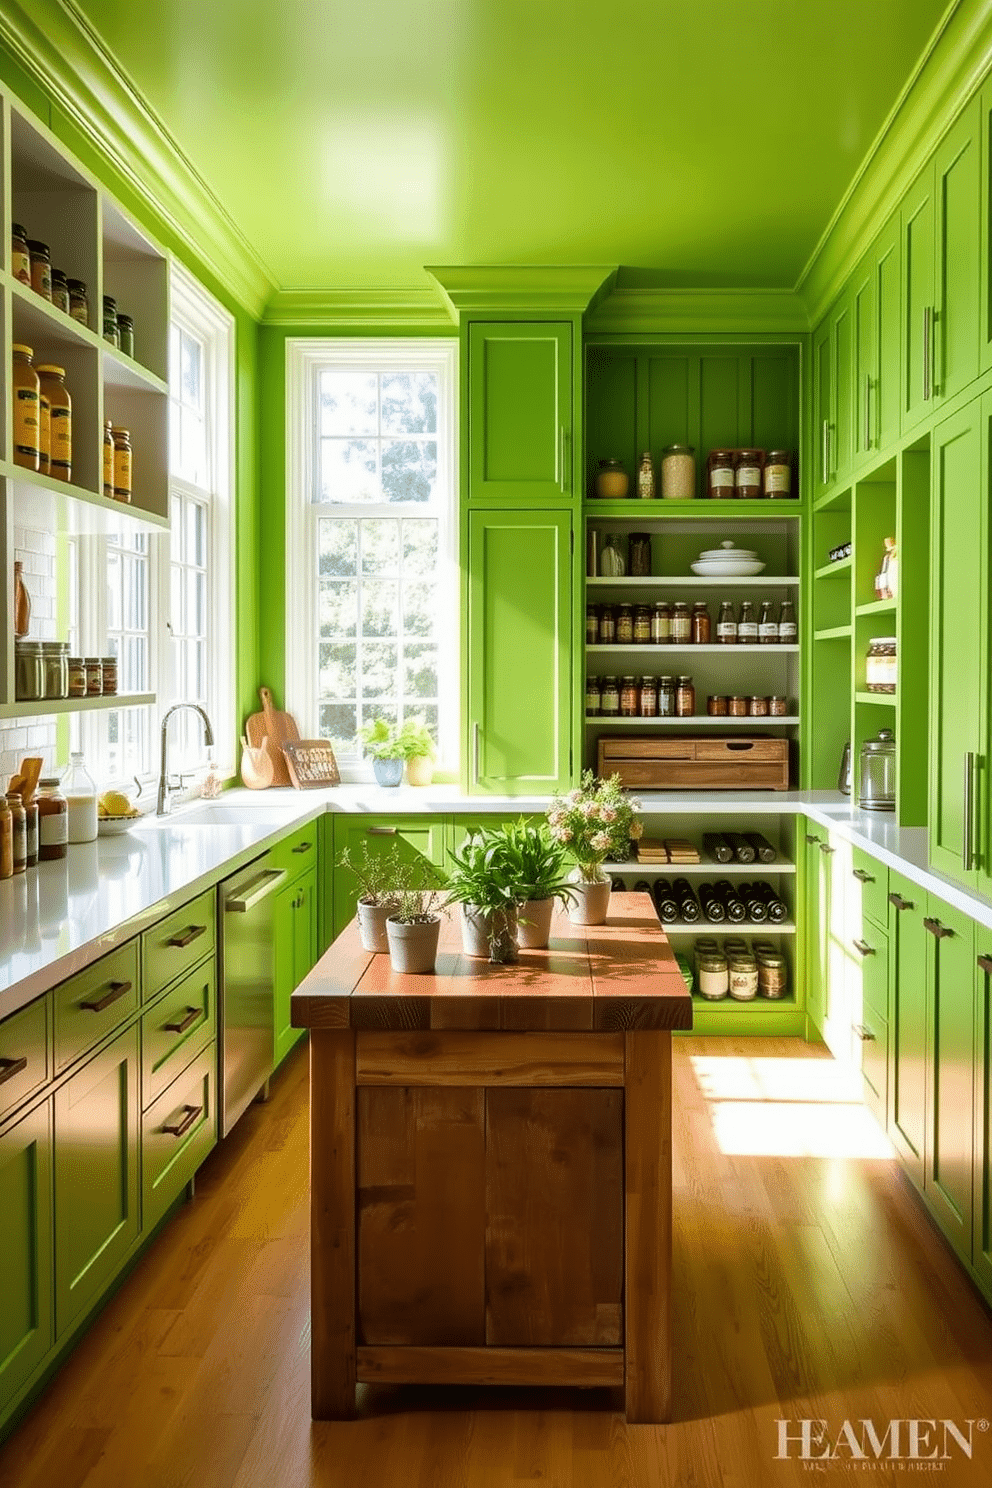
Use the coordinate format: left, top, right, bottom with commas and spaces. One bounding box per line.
285, 339, 458, 780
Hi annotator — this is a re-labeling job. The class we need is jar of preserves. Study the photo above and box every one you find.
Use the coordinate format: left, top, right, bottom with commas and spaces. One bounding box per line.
658, 675, 676, 717
636, 451, 656, 499
620, 675, 640, 717
600, 675, 620, 715
728, 695, 748, 717
777, 597, 797, 644
6, 793, 27, 874
27, 239, 52, 300
117, 313, 134, 359
716, 600, 737, 644
112, 426, 132, 502
758, 599, 777, 643
768, 696, 788, 717
15, 640, 44, 701
763, 450, 792, 498
629, 532, 652, 576
51, 269, 70, 315
0, 795, 11, 880
36, 778, 69, 861
729, 955, 759, 1001
690, 602, 711, 645
599, 605, 616, 644
68, 656, 86, 697
585, 676, 602, 716
633, 605, 652, 644
37, 366, 71, 482
866, 637, 897, 693
599, 533, 626, 576
639, 676, 658, 716
698, 952, 729, 1000
12, 344, 41, 471
616, 604, 634, 644
11, 222, 31, 285
670, 601, 691, 644
735, 449, 764, 498
101, 656, 118, 695
103, 420, 114, 497
594, 458, 628, 499
675, 675, 695, 717
706, 449, 736, 499
24, 798, 38, 868
586, 606, 599, 645
41, 640, 68, 699
68, 278, 89, 326
707, 695, 728, 716
651, 601, 671, 645
749, 695, 769, 717
737, 599, 758, 644
37, 369, 50, 477
661, 444, 695, 500
85, 656, 103, 696
757, 950, 788, 999
103, 294, 119, 345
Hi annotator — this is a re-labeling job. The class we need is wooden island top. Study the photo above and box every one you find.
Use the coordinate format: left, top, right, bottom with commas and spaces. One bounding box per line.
292, 892, 692, 1425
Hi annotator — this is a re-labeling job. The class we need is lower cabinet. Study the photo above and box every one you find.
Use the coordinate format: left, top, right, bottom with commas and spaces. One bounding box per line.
143, 1043, 217, 1232
974, 941, 992, 1293
920, 895, 975, 1262
888, 873, 929, 1185
274, 866, 318, 1068
331, 815, 447, 941
0, 1096, 52, 1412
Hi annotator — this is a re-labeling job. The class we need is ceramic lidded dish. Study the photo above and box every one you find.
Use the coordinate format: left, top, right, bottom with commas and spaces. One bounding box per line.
690, 539, 766, 577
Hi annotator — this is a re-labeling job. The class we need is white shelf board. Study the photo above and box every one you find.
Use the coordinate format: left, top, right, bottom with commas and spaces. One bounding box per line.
586, 576, 800, 588
605, 861, 796, 875
1, 463, 167, 533
0, 692, 154, 719
587, 644, 799, 655
664, 921, 796, 934
585, 715, 799, 727
102, 346, 168, 394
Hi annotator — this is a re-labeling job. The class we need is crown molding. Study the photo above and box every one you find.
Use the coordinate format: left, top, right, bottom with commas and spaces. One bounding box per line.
426, 265, 619, 319
0, 0, 275, 318
586, 287, 809, 336
799, 0, 992, 325
262, 286, 455, 330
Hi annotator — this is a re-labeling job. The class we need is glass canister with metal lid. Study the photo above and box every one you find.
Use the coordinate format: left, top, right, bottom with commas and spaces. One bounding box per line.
661, 444, 696, 500
728, 953, 759, 1001
859, 728, 896, 812
697, 951, 729, 1001
15, 640, 44, 702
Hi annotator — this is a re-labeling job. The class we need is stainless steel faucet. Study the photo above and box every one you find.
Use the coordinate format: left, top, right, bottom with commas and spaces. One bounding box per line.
157, 703, 215, 815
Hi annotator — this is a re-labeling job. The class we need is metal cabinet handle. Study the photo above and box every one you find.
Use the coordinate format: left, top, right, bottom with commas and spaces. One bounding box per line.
367, 826, 397, 836
853, 868, 875, 884
852, 939, 876, 957
805, 833, 821, 845
0, 1055, 28, 1086
863, 373, 871, 449
291, 841, 313, 854
923, 916, 954, 939
963, 752, 975, 873
558, 425, 570, 493
978, 955, 992, 976
821, 419, 830, 484
819, 843, 836, 855
164, 1006, 201, 1035
473, 721, 481, 785
167, 924, 207, 949
81, 979, 132, 1013
923, 306, 932, 400
161, 1104, 202, 1139
888, 892, 913, 911
853, 1024, 876, 1042
226, 868, 286, 912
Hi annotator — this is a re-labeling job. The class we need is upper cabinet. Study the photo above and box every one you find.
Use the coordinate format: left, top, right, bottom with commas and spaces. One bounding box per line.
852, 213, 901, 464
466, 322, 573, 505
812, 292, 853, 498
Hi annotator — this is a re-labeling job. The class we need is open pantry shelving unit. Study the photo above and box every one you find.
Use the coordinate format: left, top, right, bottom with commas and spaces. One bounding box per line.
0, 86, 169, 716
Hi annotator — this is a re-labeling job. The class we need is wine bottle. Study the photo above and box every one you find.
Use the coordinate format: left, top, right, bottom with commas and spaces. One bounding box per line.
611, 876, 626, 892
738, 882, 768, 922
725, 831, 756, 864
744, 832, 777, 863
752, 879, 788, 923
716, 879, 747, 922
633, 879, 653, 895
698, 881, 726, 922
673, 877, 701, 923
652, 878, 679, 923
703, 832, 733, 864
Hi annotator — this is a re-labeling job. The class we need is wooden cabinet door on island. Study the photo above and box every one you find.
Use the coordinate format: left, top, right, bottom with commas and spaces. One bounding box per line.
467, 323, 572, 505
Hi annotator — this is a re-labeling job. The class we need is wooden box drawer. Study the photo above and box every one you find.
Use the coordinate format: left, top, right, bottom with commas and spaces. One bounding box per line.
54, 941, 140, 1075
143, 1042, 217, 1232
851, 847, 889, 931
143, 888, 216, 1001
0, 995, 49, 1123
268, 823, 319, 880
142, 959, 216, 1110
597, 735, 789, 790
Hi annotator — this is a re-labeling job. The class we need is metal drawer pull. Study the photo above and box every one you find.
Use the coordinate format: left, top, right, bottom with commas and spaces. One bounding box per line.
852, 868, 875, 884
0, 1055, 28, 1086
164, 1006, 201, 1035
963, 752, 975, 873
923, 917, 953, 939
923, 306, 932, 400
291, 841, 313, 853
161, 1103, 202, 1139
853, 1024, 876, 1042
863, 374, 871, 448
167, 924, 207, 949
821, 419, 829, 484
852, 939, 876, 957
366, 826, 397, 836
819, 843, 835, 855
804, 833, 821, 845
888, 892, 913, 911
978, 955, 992, 975
226, 868, 286, 912
81, 979, 132, 1013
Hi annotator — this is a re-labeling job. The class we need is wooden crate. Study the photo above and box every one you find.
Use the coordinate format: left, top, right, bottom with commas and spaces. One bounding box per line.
597, 735, 789, 790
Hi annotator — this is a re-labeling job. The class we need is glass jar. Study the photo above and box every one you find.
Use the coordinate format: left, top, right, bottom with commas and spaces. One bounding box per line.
768, 695, 788, 717
758, 599, 777, 644
735, 449, 764, 498
777, 598, 797, 644
620, 675, 639, 717
749, 695, 769, 717
103, 294, 119, 345
11, 222, 31, 285
103, 420, 114, 498
616, 604, 634, 644
757, 950, 788, 999
6, 793, 27, 874
716, 600, 737, 644
728, 695, 748, 717
101, 656, 118, 696
763, 450, 792, 498
600, 676, 620, 716
41, 640, 68, 700
670, 601, 691, 644
675, 675, 695, 717
37, 366, 71, 482
37, 368, 50, 477
85, 656, 103, 697
27, 239, 52, 300
706, 449, 736, 499
63, 752, 98, 843
737, 599, 758, 644
661, 444, 695, 500
0, 795, 11, 880
639, 676, 658, 717
633, 605, 652, 644
585, 676, 602, 716
658, 676, 676, 717
866, 637, 897, 693
698, 952, 729, 1000
51, 269, 70, 315
12, 344, 41, 471
629, 532, 652, 576
651, 602, 671, 645
68, 656, 87, 698
599, 605, 616, 643
690, 602, 711, 645
14, 562, 30, 639
14, 640, 44, 701
36, 778, 69, 861
68, 278, 89, 326
117, 313, 134, 359
594, 458, 629, 499
24, 798, 38, 868
599, 533, 626, 576
729, 954, 759, 1000
586, 606, 599, 645
707, 695, 728, 716
859, 728, 896, 812
112, 426, 132, 502
636, 451, 656, 499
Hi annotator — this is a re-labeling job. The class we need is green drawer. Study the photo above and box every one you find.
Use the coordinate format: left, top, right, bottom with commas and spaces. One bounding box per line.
142, 958, 216, 1110
143, 887, 216, 1001
852, 924, 889, 1020
858, 1002, 888, 1126
54, 941, 140, 1075
0, 995, 49, 1124
851, 847, 889, 931
143, 1041, 217, 1232
268, 821, 320, 881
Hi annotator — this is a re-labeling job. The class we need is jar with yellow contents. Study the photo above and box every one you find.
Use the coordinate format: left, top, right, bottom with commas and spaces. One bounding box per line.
11, 345, 41, 471
111, 425, 132, 502
37, 366, 71, 482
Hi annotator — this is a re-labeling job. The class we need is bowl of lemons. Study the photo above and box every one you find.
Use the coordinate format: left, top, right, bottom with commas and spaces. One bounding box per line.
97, 788, 141, 836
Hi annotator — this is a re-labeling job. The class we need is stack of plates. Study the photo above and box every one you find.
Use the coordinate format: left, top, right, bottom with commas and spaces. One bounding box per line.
690, 540, 766, 577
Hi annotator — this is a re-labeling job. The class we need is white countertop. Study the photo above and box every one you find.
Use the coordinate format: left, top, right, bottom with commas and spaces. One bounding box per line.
4, 783, 992, 1020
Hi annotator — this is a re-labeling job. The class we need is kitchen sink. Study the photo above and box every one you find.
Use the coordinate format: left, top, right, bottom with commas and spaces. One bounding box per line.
133, 802, 303, 829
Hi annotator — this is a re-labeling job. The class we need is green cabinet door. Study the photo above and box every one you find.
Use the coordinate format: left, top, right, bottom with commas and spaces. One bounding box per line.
331, 815, 447, 939
923, 895, 975, 1261
930, 399, 985, 888
830, 291, 854, 489
812, 315, 833, 499
853, 254, 876, 460
875, 213, 902, 453
466, 509, 573, 795
468, 323, 572, 504
934, 96, 980, 404
902, 162, 936, 432
0, 1096, 52, 1420
54, 1023, 140, 1336
974, 940, 992, 1294
889, 875, 927, 1186
804, 826, 827, 1037
273, 864, 317, 1069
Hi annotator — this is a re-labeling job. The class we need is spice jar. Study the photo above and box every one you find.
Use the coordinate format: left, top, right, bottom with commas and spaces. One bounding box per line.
600, 676, 620, 715
637, 451, 656, 499
68, 278, 89, 326
616, 604, 634, 644
15, 640, 44, 701
716, 600, 737, 644
85, 656, 103, 697
12, 344, 41, 471
639, 676, 658, 716
658, 676, 676, 717
757, 950, 788, 999
651, 602, 671, 645
675, 675, 695, 717
101, 656, 118, 696
737, 599, 758, 644
0, 795, 12, 880
758, 600, 777, 644
707, 695, 728, 716
661, 444, 695, 500
103, 294, 119, 345
27, 239, 52, 300
36, 778, 69, 862
671, 601, 691, 644
585, 676, 602, 715
777, 598, 797, 644
117, 313, 134, 359
599, 533, 626, 576
37, 369, 50, 477
866, 637, 897, 693
698, 952, 729, 1000
599, 605, 616, 643
728, 695, 748, 717
41, 640, 68, 700
706, 449, 736, 499
51, 269, 70, 315
764, 450, 792, 498
11, 223, 31, 285
749, 695, 769, 717
37, 366, 71, 482
6, 793, 27, 874
24, 798, 38, 868
112, 426, 132, 502
629, 532, 652, 576
586, 606, 599, 645
729, 954, 759, 1001
735, 449, 764, 498
620, 676, 640, 717
691, 602, 711, 645
103, 420, 114, 498
768, 696, 788, 717
633, 605, 652, 644
594, 459, 628, 499
68, 656, 87, 698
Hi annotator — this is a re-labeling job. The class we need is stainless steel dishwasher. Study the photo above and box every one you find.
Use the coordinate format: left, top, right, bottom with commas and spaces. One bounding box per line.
218, 853, 287, 1136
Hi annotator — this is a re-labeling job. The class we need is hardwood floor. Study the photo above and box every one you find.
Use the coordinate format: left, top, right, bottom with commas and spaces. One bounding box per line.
3, 1035, 991, 1487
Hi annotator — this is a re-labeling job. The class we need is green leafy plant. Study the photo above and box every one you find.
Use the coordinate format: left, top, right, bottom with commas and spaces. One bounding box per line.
444, 827, 528, 912
397, 716, 436, 761
358, 718, 405, 760
337, 841, 410, 907
388, 856, 448, 924
546, 770, 642, 883
498, 818, 574, 903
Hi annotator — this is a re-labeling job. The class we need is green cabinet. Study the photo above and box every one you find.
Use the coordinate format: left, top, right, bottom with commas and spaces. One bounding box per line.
54, 1023, 140, 1336
902, 161, 936, 432
888, 874, 928, 1187
331, 815, 446, 940
466, 509, 573, 795
467, 323, 573, 504
803, 826, 828, 1036
0, 1096, 52, 1415
853, 214, 901, 461
933, 97, 981, 405
812, 292, 853, 496
974, 938, 992, 1293
274, 865, 317, 1068
921, 895, 976, 1261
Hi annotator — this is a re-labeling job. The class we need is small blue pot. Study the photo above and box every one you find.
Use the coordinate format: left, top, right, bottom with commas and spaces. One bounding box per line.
372, 757, 403, 787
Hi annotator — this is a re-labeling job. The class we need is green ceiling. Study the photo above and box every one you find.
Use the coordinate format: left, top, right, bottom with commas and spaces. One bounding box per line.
72, 0, 949, 296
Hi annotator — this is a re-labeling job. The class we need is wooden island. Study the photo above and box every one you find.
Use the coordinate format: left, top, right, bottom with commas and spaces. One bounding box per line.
291, 891, 692, 1423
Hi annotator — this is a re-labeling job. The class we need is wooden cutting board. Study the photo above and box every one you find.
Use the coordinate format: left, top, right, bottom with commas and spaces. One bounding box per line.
244, 686, 300, 787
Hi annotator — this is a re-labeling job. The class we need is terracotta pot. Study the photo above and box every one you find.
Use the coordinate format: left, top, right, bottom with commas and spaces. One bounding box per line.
356, 899, 395, 953
405, 754, 433, 787
460, 903, 519, 963
372, 757, 403, 787
386, 915, 440, 974
517, 897, 554, 949
567, 877, 611, 926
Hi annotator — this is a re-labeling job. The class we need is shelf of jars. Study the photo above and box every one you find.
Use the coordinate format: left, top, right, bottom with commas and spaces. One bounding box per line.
585, 714, 800, 728
0, 692, 154, 720
589, 645, 799, 656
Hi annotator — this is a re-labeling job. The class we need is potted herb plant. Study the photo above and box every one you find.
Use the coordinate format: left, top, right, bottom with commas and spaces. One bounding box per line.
498, 818, 575, 949
337, 839, 409, 952
444, 826, 527, 963
385, 862, 447, 974
398, 716, 436, 787
546, 771, 642, 925
359, 718, 405, 787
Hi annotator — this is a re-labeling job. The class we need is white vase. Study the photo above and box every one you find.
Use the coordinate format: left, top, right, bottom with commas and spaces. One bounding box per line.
517, 897, 554, 949
405, 754, 433, 787
567, 875, 611, 926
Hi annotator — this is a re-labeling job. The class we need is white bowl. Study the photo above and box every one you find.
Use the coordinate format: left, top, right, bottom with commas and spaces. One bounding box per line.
98, 815, 139, 836
690, 559, 766, 576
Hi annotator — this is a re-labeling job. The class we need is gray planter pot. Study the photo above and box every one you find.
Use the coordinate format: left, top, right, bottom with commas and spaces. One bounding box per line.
460, 903, 519, 963
356, 899, 395, 953
372, 757, 403, 787
567, 877, 611, 926
517, 897, 555, 950
386, 915, 440, 974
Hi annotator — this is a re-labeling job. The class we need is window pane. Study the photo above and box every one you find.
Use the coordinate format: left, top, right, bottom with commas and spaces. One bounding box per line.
319, 641, 356, 700
360, 518, 400, 576
319, 371, 377, 436
318, 519, 357, 577
402, 580, 435, 639
180, 406, 207, 487
361, 642, 397, 698
402, 518, 438, 576
319, 581, 357, 638
380, 372, 437, 434
381, 439, 436, 503
181, 329, 202, 408
319, 702, 356, 746
186, 499, 206, 566
320, 438, 378, 503
361, 579, 398, 638
403, 643, 438, 699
